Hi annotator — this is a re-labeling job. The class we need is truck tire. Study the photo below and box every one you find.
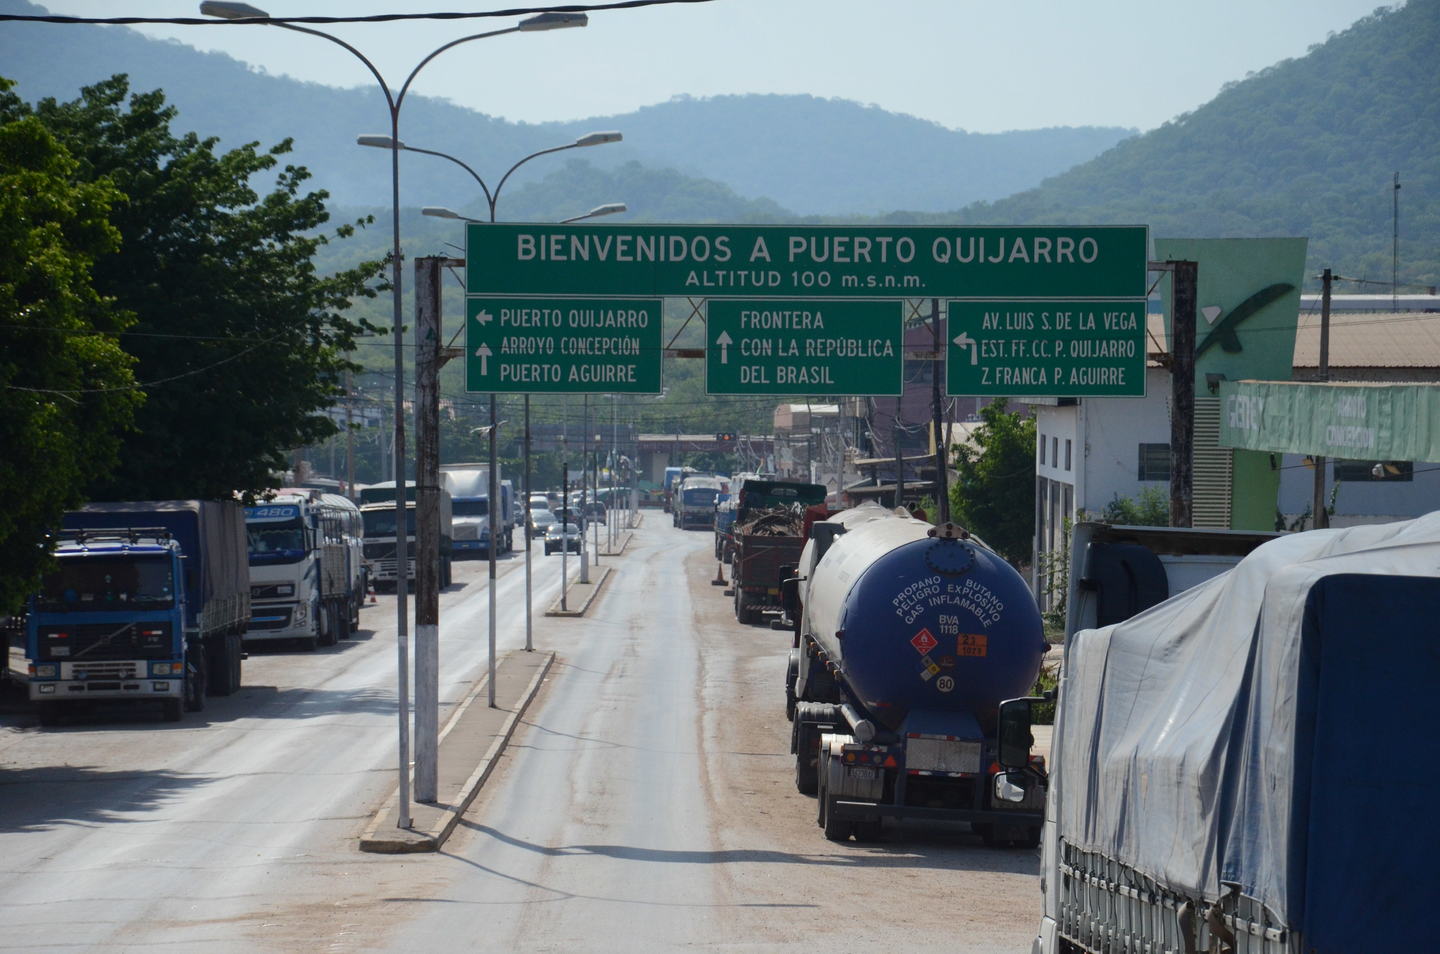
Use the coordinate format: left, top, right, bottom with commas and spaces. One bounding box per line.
792, 703, 843, 795
785, 650, 800, 722
207, 632, 242, 696
317, 604, 337, 647
184, 652, 207, 713
734, 588, 757, 626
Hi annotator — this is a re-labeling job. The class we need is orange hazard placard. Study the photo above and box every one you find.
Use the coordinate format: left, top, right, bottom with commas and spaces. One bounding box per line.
957, 633, 988, 657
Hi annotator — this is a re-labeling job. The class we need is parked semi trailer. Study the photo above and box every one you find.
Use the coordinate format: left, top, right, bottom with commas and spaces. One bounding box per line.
1030, 515, 1440, 954
243, 492, 358, 650
730, 478, 827, 624
359, 482, 453, 589
27, 500, 250, 723
784, 503, 1049, 843
441, 463, 513, 557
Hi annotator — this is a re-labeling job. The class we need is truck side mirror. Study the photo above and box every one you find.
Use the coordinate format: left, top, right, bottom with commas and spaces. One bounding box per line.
997, 696, 1042, 770
779, 576, 800, 619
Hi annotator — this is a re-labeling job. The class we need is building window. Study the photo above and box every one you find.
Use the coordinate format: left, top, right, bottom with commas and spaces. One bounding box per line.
1065, 439, 1073, 472
1333, 459, 1414, 482
1138, 443, 1170, 481
1052, 437, 1059, 469
1039, 433, 1046, 465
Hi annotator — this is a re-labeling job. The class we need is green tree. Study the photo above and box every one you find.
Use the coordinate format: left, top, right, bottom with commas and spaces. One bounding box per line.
1100, 487, 1170, 525
0, 81, 139, 613
948, 399, 1037, 566
29, 75, 384, 501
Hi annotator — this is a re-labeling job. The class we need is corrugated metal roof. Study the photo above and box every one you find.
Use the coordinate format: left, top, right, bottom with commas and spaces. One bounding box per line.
1293, 310, 1440, 369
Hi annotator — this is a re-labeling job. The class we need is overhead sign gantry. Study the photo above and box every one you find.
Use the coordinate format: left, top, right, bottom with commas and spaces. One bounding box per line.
463, 222, 1149, 398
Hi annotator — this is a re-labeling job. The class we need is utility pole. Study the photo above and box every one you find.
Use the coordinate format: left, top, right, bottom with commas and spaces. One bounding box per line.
413, 256, 443, 803
930, 298, 950, 523
1168, 260, 1197, 528
344, 370, 355, 497
1313, 268, 1333, 529
1393, 172, 1401, 314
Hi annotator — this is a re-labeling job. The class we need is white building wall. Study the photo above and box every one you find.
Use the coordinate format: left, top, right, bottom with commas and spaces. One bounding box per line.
1078, 366, 1174, 516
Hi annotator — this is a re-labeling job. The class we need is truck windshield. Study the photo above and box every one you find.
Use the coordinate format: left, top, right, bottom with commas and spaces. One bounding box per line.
683, 488, 719, 505
362, 508, 416, 537
247, 519, 308, 565
37, 555, 175, 612
453, 500, 490, 517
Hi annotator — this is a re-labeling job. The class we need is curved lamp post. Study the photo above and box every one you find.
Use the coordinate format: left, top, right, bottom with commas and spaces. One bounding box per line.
363, 133, 622, 704
200, 1, 586, 831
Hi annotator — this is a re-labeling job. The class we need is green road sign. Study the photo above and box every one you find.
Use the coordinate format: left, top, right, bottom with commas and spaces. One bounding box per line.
946, 300, 1147, 397
465, 297, 662, 394
705, 300, 904, 395
467, 223, 1149, 300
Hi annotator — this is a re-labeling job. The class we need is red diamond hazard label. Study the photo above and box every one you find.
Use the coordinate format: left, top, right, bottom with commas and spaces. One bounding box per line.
910, 628, 938, 654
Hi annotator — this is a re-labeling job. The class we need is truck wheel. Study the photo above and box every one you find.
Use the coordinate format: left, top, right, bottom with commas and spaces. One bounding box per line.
207, 633, 241, 696
785, 650, 800, 722
734, 589, 756, 625
333, 603, 350, 641
37, 701, 62, 727
794, 703, 840, 801
317, 605, 337, 647
184, 653, 207, 713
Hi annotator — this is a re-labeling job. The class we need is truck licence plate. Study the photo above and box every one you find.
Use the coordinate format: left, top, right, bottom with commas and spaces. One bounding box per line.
847, 766, 877, 781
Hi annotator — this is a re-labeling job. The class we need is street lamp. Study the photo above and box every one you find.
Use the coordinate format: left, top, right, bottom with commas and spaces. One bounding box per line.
201, 0, 585, 828
358, 131, 622, 224
425, 202, 626, 224
562, 203, 628, 224
363, 133, 622, 686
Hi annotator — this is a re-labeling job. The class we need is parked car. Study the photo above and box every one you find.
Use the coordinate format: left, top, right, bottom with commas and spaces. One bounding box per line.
530, 508, 558, 538
544, 523, 583, 555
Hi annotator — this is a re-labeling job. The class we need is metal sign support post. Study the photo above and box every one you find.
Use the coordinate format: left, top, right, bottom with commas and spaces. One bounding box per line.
413, 257, 444, 803
524, 396, 533, 651
488, 396, 499, 707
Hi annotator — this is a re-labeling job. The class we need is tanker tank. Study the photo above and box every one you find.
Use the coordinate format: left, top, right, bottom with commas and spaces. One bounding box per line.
784, 502, 1050, 845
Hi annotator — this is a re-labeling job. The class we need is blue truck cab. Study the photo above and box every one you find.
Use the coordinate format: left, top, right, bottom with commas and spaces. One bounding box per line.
26, 501, 249, 725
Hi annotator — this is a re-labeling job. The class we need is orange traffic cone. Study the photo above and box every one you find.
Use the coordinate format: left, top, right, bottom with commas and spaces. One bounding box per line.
711, 561, 727, 586
367, 584, 378, 604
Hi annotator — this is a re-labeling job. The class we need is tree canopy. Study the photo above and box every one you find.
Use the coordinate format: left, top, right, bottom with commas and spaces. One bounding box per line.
19, 75, 385, 501
0, 79, 138, 613
948, 399, 1037, 567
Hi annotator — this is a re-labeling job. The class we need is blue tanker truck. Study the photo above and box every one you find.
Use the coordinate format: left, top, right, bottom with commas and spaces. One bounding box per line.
783, 503, 1049, 843
26, 501, 250, 724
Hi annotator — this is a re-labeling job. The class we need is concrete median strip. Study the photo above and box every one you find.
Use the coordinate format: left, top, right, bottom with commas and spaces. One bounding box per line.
544, 564, 613, 618
358, 649, 555, 853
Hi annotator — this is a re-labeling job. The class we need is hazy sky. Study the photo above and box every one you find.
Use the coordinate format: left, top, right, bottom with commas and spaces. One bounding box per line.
34, 0, 1392, 133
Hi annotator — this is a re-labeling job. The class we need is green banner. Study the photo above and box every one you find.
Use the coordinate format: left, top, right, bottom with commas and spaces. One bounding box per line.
1219, 380, 1440, 462
467, 223, 1149, 299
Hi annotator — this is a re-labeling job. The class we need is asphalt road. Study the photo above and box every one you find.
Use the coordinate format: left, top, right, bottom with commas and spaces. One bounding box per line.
0, 518, 1044, 953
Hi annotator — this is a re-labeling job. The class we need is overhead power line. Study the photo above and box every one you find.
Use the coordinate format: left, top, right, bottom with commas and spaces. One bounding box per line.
0, 0, 714, 27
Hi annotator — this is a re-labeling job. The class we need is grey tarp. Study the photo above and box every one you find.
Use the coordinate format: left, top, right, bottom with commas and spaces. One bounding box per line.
1056, 511, 1440, 922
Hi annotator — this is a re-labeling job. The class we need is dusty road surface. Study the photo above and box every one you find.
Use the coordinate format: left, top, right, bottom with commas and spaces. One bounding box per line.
0, 520, 1044, 953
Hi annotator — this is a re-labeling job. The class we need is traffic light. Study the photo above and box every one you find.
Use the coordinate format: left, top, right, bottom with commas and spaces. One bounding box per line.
715, 432, 735, 442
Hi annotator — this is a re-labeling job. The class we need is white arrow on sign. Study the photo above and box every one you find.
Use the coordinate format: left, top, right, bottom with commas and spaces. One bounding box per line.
952, 331, 979, 366
476, 309, 494, 325
475, 342, 493, 375
715, 330, 734, 365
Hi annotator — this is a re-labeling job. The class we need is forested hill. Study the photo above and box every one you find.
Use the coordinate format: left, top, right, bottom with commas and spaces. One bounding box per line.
931, 0, 1440, 287
0, 0, 1131, 216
